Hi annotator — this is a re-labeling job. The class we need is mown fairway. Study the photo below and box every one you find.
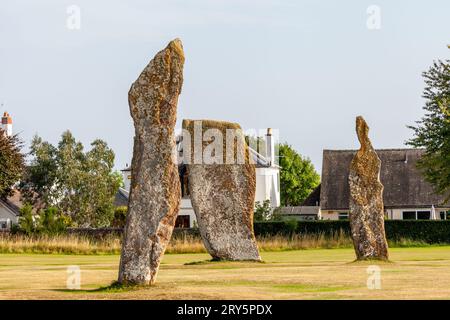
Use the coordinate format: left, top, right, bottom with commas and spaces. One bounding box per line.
1, 247, 450, 299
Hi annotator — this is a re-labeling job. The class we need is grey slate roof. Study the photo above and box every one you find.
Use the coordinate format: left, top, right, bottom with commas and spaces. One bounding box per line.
301, 185, 321, 206
320, 149, 449, 210
0, 190, 22, 216
279, 206, 320, 215
0, 199, 20, 216
114, 188, 129, 207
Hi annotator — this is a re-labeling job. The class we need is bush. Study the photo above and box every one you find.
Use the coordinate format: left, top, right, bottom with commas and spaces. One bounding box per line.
38, 207, 71, 235
254, 200, 272, 221
384, 220, 450, 243
111, 206, 127, 228
16, 206, 70, 236
17, 204, 36, 235
254, 220, 450, 244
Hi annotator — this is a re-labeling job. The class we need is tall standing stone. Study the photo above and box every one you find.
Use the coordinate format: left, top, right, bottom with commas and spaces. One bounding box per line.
348, 116, 389, 261
182, 119, 261, 261
118, 39, 184, 285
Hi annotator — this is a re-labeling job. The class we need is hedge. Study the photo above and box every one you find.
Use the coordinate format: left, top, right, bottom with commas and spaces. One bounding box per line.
66, 221, 450, 244
253, 220, 450, 244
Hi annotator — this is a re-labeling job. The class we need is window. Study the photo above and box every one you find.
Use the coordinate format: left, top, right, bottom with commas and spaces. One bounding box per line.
417, 211, 431, 220
441, 211, 450, 220
402, 210, 433, 220
402, 211, 416, 220
338, 212, 349, 220
175, 215, 190, 229
0, 221, 7, 229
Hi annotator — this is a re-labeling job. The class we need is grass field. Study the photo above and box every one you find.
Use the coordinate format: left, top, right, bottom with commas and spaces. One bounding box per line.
1, 247, 450, 300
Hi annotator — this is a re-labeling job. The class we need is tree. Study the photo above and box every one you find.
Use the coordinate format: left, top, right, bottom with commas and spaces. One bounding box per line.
407, 58, 450, 201
21, 131, 122, 227
77, 139, 123, 227
37, 207, 71, 235
279, 143, 320, 206
20, 135, 58, 208
254, 200, 272, 221
0, 130, 24, 198
17, 204, 36, 235
111, 206, 128, 228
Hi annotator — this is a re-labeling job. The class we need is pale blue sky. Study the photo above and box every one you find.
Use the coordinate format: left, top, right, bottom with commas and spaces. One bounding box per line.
1, 0, 449, 172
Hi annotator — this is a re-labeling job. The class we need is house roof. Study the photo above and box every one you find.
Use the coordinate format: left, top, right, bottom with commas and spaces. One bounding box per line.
302, 185, 321, 206
320, 148, 449, 210
0, 190, 22, 216
279, 206, 320, 215
248, 147, 280, 168
114, 188, 129, 207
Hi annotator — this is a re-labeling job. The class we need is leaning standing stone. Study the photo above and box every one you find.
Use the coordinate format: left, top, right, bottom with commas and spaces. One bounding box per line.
182, 119, 261, 261
118, 39, 184, 285
348, 116, 389, 260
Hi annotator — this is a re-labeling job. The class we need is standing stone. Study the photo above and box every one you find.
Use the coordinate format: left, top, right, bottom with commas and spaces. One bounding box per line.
348, 116, 389, 261
182, 119, 261, 261
118, 39, 184, 285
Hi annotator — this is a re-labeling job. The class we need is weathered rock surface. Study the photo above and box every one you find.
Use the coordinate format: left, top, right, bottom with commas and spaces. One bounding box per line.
348, 116, 389, 260
182, 119, 261, 261
118, 39, 184, 285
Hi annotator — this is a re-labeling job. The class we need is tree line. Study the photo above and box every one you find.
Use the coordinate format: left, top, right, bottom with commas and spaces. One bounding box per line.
0, 130, 122, 231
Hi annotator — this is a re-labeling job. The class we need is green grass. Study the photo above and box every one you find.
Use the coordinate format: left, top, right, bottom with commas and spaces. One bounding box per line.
1, 247, 450, 299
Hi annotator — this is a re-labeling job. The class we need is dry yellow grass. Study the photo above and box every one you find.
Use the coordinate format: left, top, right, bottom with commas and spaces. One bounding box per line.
0, 232, 354, 255
0, 232, 441, 255
1, 247, 450, 299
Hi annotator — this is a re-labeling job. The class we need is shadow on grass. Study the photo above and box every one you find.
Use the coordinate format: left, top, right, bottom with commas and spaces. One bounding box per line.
345, 258, 394, 265
185, 258, 266, 266
53, 281, 148, 294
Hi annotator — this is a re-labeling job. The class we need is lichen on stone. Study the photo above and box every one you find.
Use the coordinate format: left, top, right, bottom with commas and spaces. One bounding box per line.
118, 39, 184, 285
349, 116, 389, 261
182, 119, 261, 261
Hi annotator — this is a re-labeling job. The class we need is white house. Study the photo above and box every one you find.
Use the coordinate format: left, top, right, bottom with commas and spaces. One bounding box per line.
0, 194, 20, 231
289, 149, 450, 221
121, 128, 281, 228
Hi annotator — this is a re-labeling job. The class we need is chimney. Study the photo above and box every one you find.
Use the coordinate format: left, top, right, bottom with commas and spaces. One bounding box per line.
1, 112, 13, 137
265, 128, 275, 166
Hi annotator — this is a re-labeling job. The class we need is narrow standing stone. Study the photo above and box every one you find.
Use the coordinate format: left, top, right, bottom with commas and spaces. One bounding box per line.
118, 39, 184, 285
182, 119, 261, 261
348, 116, 389, 260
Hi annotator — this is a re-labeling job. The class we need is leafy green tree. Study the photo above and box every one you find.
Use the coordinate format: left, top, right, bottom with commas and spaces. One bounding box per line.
254, 200, 272, 221
21, 131, 121, 227
20, 135, 58, 208
407, 58, 450, 201
78, 139, 122, 227
279, 143, 320, 206
0, 131, 24, 198
17, 204, 36, 235
38, 207, 71, 235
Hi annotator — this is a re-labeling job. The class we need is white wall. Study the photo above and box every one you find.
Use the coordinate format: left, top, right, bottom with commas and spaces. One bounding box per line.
0, 203, 18, 230
255, 167, 280, 208
122, 170, 131, 192
386, 208, 450, 220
